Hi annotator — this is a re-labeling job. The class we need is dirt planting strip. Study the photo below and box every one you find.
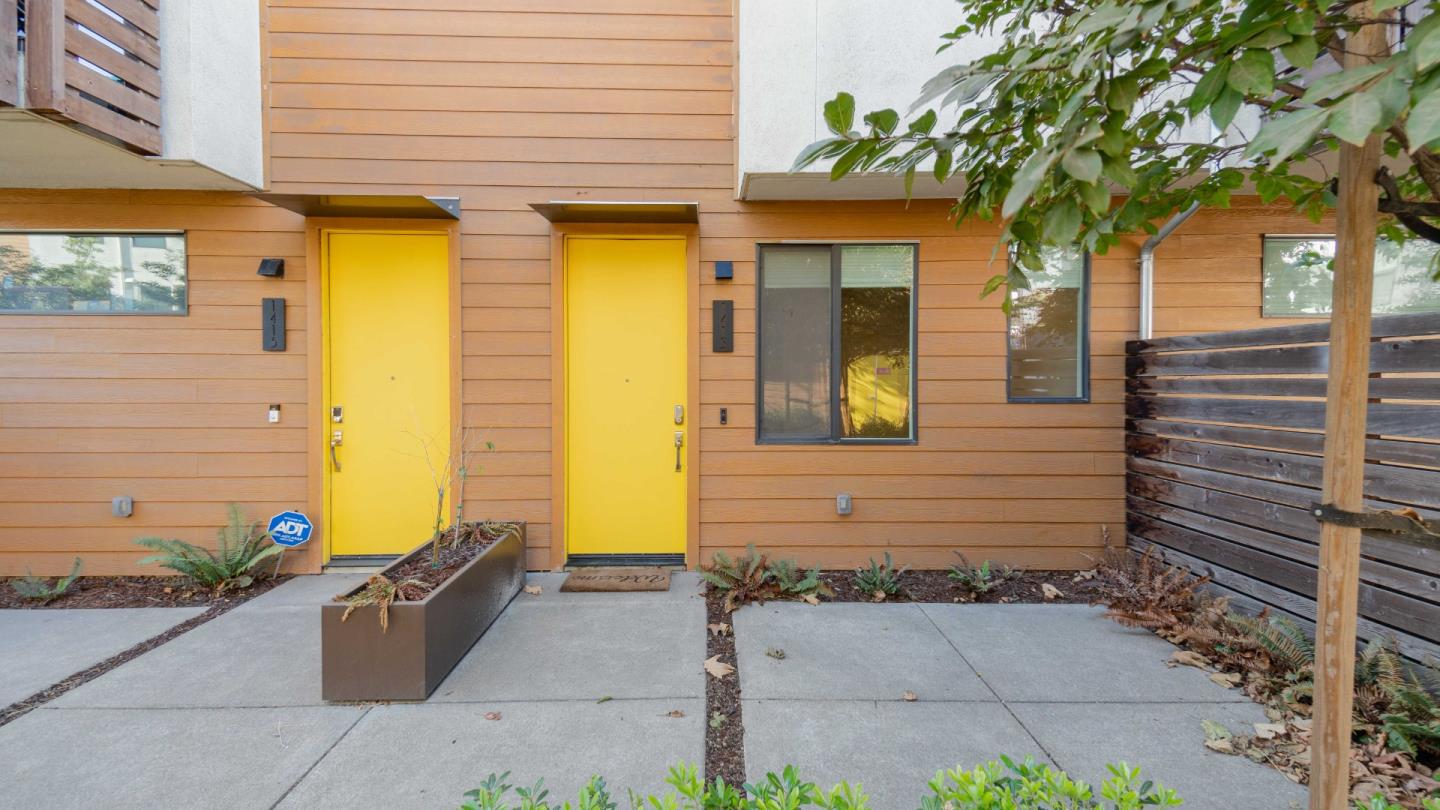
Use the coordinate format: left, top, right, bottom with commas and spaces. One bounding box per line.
0, 576, 290, 729
704, 584, 745, 785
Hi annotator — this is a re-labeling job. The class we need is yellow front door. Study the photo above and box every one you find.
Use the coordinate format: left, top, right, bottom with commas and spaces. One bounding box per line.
565, 236, 687, 558
324, 232, 450, 557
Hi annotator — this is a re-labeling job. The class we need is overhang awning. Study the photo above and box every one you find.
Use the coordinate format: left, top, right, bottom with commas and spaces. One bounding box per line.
252, 193, 460, 220
529, 201, 699, 224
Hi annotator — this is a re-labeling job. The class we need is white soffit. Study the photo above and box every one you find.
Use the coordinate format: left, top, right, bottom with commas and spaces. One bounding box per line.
0, 111, 256, 191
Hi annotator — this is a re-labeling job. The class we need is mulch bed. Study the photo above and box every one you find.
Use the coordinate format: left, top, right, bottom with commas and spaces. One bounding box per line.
0, 574, 292, 729
704, 585, 745, 786
820, 568, 1106, 604
0, 572, 292, 610
375, 523, 509, 595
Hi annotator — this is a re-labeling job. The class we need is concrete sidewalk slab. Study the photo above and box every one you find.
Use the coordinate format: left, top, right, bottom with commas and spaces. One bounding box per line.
0, 607, 205, 707
50, 575, 360, 709
743, 700, 1047, 809
733, 603, 994, 701
1010, 701, 1308, 810
921, 604, 1249, 703
433, 598, 705, 702
0, 704, 364, 810
277, 699, 704, 809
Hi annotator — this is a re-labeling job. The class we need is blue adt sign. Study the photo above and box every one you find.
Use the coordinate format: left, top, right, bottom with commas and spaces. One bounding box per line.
268, 511, 313, 548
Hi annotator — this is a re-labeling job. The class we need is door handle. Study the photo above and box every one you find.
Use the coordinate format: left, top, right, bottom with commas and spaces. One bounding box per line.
330, 430, 343, 472
674, 431, 684, 472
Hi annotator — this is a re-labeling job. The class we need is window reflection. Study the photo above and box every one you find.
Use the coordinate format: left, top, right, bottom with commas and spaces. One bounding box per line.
1263, 237, 1440, 317
1008, 246, 1088, 401
0, 233, 187, 314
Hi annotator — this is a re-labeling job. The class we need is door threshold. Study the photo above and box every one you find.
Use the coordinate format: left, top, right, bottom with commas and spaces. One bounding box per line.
325, 554, 400, 571
565, 553, 686, 569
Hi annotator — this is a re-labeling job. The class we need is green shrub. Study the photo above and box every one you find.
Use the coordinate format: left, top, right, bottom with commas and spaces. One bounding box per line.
10, 557, 82, 604
701, 546, 832, 612
766, 557, 832, 601
1355, 796, 1440, 810
135, 504, 282, 592
458, 759, 1179, 810
854, 553, 907, 600
948, 554, 1017, 600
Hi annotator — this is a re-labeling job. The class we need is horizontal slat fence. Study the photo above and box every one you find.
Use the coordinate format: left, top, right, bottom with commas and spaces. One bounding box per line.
1125, 311, 1440, 661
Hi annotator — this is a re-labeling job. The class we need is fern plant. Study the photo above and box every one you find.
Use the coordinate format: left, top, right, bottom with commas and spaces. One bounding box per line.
135, 504, 283, 592
766, 558, 832, 600
854, 553, 907, 600
1381, 660, 1440, 759
340, 574, 432, 633
700, 545, 831, 612
10, 557, 83, 604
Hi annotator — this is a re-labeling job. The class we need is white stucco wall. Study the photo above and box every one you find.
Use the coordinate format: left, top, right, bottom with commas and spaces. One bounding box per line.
159, 0, 264, 188
738, 0, 999, 199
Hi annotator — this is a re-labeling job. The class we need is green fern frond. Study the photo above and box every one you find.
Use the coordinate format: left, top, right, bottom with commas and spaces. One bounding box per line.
134, 505, 280, 591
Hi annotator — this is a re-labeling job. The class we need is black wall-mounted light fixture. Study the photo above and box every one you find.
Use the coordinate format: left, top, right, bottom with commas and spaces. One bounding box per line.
714, 260, 733, 281
257, 258, 285, 277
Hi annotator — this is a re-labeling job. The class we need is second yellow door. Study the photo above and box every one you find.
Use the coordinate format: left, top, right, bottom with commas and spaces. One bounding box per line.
565, 236, 687, 558
325, 232, 450, 557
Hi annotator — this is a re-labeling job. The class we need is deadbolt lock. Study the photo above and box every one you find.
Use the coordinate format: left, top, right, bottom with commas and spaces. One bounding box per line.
331, 405, 344, 423
674, 404, 684, 425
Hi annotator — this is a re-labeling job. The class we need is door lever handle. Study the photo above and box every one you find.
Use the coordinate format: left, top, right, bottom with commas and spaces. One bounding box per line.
674, 431, 684, 472
330, 430, 343, 473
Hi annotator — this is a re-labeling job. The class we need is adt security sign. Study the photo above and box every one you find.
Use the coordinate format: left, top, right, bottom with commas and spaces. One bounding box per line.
268, 511, 313, 548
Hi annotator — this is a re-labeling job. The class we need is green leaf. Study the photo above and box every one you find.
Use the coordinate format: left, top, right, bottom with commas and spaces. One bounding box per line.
1078, 181, 1110, 213
1001, 149, 1058, 218
823, 92, 855, 136
1244, 106, 1328, 162
829, 141, 872, 180
1407, 90, 1440, 151
863, 108, 899, 136
1210, 86, 1243, 131
933, 148, 954, 183
1106, 75, 1139, 111
1284, 9, 1317, 35
1298, 64, 1388, 105
792, 138, 842, 171
980, 273, 1007, 298
1043, 199, 1083, 245
1189, 62, 1230, 117
1227, 49, 1275, 96
1374, 0, 1409, 10
1328, 92, 1381, 145
1279, 35, 1318, 70
1060, 148, 1102, 184
1101, 157, 1138, 189
907, 109, 937, 135
903, 165, 916, 200
1415, 24, 1440, 71
1371, 73, 1409, 128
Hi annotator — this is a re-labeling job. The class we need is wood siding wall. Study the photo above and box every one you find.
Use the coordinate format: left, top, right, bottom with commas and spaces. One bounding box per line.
0, 0, 1340, 574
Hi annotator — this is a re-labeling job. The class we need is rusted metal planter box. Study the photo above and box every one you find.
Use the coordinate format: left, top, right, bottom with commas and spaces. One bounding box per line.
321, 523, 526, 702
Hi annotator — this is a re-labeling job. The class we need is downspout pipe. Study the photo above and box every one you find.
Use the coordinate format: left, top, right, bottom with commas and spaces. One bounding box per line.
1138, 202, 1200, 340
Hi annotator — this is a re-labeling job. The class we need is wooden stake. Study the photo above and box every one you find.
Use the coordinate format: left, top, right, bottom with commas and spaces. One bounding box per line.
1310, 7, 1386, 808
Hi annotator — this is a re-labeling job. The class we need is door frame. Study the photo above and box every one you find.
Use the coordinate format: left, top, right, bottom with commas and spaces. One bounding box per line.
304, 219, 462, 565
547, 223, 701, 570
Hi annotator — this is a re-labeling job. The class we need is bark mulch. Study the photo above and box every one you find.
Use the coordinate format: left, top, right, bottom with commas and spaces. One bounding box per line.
820, 568, 1106, 605
0, 574, 292, 728
704, 584, 745, 786
370, 523, 511, 596
0, 572, 292, 610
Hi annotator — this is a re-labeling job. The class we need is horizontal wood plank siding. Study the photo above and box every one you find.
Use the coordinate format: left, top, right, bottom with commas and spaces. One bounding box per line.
0, 1, 1346, 575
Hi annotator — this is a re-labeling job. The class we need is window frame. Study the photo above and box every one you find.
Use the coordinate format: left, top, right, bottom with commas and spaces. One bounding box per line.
754, 241, 919, 446
1004, 249, 1092, 404
0, 230, 189, 316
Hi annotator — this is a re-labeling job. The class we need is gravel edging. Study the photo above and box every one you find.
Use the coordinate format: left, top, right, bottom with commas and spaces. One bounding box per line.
0, 576, 290, 728
704, 584, 745, 786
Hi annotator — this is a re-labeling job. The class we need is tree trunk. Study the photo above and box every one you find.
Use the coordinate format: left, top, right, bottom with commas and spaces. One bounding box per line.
1310, 8, 1386, 808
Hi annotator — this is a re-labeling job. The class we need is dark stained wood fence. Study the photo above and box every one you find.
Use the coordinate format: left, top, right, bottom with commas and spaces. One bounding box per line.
1126, 312, 1440, 662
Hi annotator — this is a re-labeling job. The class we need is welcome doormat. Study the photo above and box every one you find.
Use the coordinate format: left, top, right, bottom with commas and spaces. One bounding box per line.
559, 567, 672, 592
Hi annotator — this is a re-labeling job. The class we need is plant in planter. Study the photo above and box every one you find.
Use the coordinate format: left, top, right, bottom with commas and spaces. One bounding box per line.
135, 505, 282, 593
323, 427, 528, 702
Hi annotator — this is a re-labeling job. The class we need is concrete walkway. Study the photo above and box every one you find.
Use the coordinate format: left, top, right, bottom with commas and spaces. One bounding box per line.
0, 577, 1307, 809
735, 602, 1308, 810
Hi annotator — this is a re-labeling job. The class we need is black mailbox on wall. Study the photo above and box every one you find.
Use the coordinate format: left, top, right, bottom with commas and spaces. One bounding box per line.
263, 298, 286, 352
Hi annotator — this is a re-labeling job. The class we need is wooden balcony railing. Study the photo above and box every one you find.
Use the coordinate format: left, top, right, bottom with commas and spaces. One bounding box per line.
18, 0, 161, 155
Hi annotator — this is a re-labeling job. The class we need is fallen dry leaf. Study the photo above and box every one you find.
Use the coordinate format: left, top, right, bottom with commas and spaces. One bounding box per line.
522, 584, 542, 596
1209, 671, 1242, 688
902, 691, 918, 702
706, 622, 731, 636
596, 696, 612, 704
765, 647, 786, 660
665, 710, 686, 718
1041, 583, 1063, 600
872, 590, 888, 602
704, 655, 735, 679
1201, 719, 1233, 753
800, 594, 820, 606
1204, 737, 1235, 754
1169, 650, 1210, 669
484, 711, 501, 721
1072, 569, 1097, 582
1253, 722, 1286, 740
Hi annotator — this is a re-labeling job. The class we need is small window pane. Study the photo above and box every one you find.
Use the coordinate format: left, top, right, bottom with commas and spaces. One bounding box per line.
1008, 246, 1088, 401
1263, 237, 1440, 316
840, 245, 913, 439
0, 233, 187, 314
759, 246, 832, 440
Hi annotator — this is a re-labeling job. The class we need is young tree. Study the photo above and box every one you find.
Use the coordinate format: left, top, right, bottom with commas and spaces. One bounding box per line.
795, 3, 1436, 807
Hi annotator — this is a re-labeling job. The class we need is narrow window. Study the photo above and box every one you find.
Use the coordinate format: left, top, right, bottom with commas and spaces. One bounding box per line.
758, 243, 916, 443
1007, 246, 1089, 402
1263, 236, 1440, 317
0, 233, 187, 314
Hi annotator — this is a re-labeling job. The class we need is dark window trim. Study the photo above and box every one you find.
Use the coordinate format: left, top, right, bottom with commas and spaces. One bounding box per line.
0, 230, 189, 316
1005, 249, 1091, 404
754, 241, 919, 445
